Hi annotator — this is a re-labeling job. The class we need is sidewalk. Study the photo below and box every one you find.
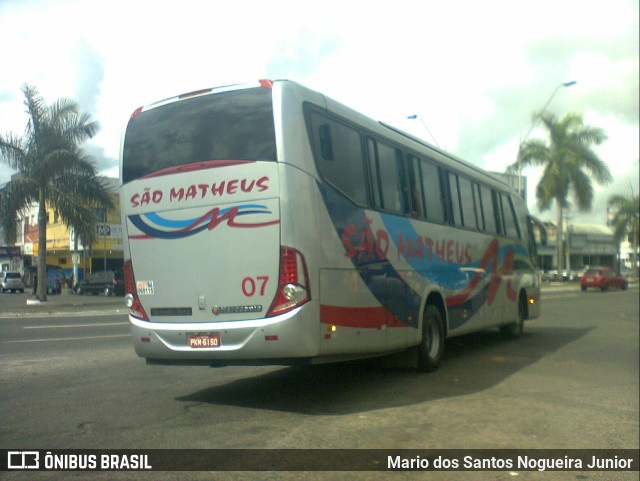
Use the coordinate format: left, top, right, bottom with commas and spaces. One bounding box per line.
0, 291, 127, 318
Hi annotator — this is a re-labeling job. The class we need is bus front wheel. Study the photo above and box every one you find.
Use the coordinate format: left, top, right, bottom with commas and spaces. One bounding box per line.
417, 305, 445, 372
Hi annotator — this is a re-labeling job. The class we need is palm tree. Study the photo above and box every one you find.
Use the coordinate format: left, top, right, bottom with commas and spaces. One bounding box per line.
608, 193, 639, 277
0, 85, 113, 301
509, 112, 612, 276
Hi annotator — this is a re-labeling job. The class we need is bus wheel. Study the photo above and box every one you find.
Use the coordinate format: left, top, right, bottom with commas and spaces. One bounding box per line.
417, 305, 445, 372
500, 295, 525, 339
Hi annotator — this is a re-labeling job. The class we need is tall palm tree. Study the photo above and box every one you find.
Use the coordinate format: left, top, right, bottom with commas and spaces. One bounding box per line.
509, 112, 612, 276
0, 85, 113, 301
608, 193, 639, 277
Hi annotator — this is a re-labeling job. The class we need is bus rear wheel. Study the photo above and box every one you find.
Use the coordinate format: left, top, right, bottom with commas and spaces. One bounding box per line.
417, 305, 445, 372
500, 294, 526, 339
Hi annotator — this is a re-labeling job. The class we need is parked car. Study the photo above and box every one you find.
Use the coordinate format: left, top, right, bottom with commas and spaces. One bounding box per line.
579, 267, 628, 292
75, 270, 124, 296
1, 271, 25, 293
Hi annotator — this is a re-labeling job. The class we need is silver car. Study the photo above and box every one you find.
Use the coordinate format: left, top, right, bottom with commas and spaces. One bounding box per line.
1, 271, 25, 293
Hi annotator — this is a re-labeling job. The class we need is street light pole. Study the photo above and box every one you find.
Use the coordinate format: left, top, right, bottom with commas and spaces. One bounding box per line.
519, 80, 577, 152
516, 80, 576, 277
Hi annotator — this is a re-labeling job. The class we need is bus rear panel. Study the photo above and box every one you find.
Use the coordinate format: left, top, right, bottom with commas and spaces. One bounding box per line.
121, 83, 320, 365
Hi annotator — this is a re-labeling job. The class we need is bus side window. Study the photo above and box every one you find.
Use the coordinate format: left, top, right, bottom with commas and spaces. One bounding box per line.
479, 186, 498, 234
494, 190, 506, 236
458, 175, 478, 230
309, 111, 368, 206
527, 216, 539, 265
368, 139, 406, 215
422, 160, 445, 224
474, 183, 486, 231
407, 155, 425, 218
368, 139, 383, 208
501, 193, 521, 239
396, 149, 410, 215
319, 124, 334, 161
447, 172, 463, 226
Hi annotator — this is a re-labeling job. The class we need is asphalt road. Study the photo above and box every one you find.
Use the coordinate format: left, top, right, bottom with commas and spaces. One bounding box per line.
0, 287, 638, 481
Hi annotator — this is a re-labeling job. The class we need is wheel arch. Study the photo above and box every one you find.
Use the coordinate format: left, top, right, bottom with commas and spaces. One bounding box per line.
423, 290, 448, 338
518, 288, 529, 320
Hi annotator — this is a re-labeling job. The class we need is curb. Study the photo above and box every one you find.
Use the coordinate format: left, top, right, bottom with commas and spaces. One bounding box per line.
0, 296, 127, 319
0, 308, 129, 319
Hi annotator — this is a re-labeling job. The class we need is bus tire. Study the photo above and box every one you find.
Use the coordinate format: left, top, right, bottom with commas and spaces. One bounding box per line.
417, 304, 445, 372
500, 294, 526, 339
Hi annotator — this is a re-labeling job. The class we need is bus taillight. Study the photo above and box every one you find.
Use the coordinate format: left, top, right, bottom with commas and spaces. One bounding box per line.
124, 259, 149, 321
267, 247, 310, 317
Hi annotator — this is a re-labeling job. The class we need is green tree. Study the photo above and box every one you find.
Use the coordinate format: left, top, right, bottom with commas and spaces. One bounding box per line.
608, 192, 639, 277
509, 112, 612, 276
0, 85, 113, 301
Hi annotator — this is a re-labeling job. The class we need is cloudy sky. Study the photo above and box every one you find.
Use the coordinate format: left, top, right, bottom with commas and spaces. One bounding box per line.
0, 0, 638, 224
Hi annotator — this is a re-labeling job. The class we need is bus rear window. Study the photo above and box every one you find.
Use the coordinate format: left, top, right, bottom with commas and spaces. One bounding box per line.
122, 87, 277, 183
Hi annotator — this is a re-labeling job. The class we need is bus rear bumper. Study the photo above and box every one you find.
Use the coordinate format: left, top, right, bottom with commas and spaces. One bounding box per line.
129, 302, 320, 362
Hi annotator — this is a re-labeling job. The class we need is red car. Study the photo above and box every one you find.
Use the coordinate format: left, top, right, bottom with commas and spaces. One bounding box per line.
580, 267, 628, 291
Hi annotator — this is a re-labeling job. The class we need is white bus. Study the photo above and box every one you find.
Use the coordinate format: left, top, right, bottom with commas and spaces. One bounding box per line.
119, 79, 543, 371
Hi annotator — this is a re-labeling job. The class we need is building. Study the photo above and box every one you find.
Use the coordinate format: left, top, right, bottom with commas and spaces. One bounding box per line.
0, 245, 22, 272
619, 238, 639, 273
11, 177, 123, 288
537, 221, 618, 273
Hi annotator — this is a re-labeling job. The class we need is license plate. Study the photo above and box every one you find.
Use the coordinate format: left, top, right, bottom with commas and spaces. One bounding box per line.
188, 334, 221, 348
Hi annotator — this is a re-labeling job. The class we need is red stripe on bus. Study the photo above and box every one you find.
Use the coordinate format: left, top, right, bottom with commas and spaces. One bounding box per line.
141, 160, 255, 179
320, 305, 408, 329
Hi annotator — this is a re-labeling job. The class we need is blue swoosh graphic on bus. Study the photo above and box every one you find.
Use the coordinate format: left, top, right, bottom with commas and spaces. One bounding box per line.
318, 182, 524, 330
143, 205, 272, 229
380, 214, 527, 282
128, 204, 278, 240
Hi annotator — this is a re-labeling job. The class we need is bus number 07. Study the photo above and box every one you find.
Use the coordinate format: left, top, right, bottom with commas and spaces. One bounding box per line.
242, 276, 269, 297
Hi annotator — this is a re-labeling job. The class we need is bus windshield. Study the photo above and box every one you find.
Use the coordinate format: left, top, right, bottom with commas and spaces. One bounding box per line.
122, 87, 277, 183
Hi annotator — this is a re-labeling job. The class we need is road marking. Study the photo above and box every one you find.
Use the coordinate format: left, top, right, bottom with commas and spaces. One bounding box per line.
23, 322, 129, 329
0, 357, 70, 365
3, 334, 131, 344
